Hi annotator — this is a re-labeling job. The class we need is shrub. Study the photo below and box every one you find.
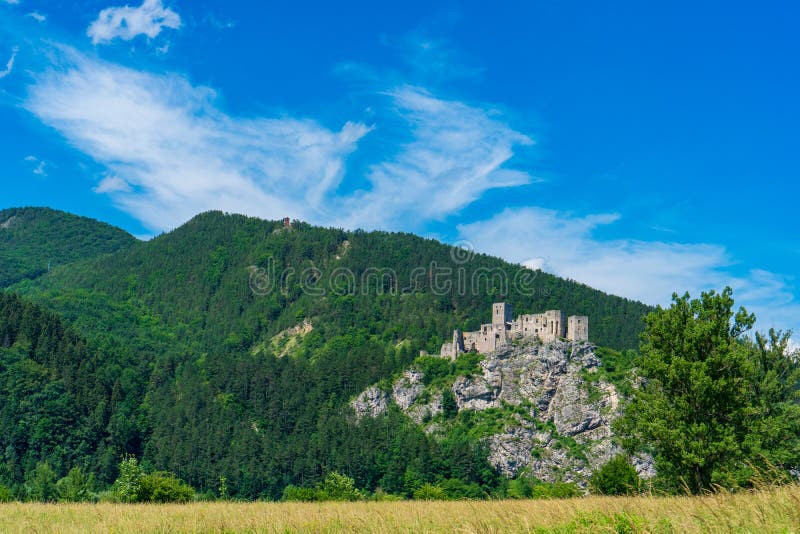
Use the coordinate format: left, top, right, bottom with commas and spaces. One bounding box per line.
137, 472, 195, 503
110, 455, 145, 503
109, 456, 194, 503
0, 484, 13, 502
282, 485, 319, 502
504, 471, 579, 500
56, 467, 94, 502
370, 488, 403, 501
590, 455, 641, 495
26, 462, 57, 502
530, 481, 581, 499
439, 478, 486, 499
414, 356, 451, 385
318, 472, 361, 501
452, 352, 484, 377
413, 483, 446, 500
507, 476, 534, 499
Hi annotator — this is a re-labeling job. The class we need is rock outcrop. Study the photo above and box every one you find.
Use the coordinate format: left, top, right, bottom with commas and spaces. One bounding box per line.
351, 340, 654, 487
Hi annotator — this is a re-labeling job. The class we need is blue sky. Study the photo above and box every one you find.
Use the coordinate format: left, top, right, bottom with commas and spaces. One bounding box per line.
0, 0, 798, 340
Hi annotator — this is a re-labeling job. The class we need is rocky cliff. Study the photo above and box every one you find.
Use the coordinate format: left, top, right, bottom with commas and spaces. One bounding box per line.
352, 339, 654, 487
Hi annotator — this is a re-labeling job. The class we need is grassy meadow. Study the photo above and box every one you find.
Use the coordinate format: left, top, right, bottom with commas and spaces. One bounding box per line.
1, 485, 799, 533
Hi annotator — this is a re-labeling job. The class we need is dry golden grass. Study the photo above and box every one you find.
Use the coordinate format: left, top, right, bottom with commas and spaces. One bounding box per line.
2, 485, 799, 533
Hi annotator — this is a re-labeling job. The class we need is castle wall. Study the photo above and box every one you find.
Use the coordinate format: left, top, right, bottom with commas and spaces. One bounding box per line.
567, 316, 589, 341
440, 341, 455, 359
440, 304, 588, 358
463, 331, 479, 352
511, 313, 548, 339
544, 310, 566, 340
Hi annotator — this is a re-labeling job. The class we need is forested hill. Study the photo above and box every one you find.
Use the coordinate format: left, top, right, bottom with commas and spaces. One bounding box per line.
1, 208, 653, 499
0, 207, 136, 288
12, 210, 650, 352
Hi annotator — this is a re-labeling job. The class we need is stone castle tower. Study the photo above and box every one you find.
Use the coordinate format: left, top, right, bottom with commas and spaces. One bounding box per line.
440, 302, 589, 360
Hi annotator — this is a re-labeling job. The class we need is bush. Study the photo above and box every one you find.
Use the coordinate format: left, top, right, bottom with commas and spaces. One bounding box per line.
452, 352, 484, 377
282, 473, 364, 502
413, 483, 446, 500
590, 455, 641, 495
26, 462, 57, 502
504, 472, 579, 500
56, 467, 94, 502
0, 484, 13, 502
531, 481, 580, 499
414, 356, 451, 385
439, 478, 486, 499
369, 488, 403, 501
507, 476, 534, 499
110, 456, 145, 503
137, 472, 195, 503
282, 485, 319, 502
318, 472, 361, 501
109, 456, 194, 503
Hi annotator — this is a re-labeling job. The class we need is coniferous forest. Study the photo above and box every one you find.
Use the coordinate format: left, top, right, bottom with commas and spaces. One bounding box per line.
1, 207, 797, 502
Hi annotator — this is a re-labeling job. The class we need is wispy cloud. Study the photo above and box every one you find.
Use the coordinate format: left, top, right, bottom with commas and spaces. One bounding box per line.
26, 11, 45, 22
93, 176, 132, 193
337, 86, 534, 229
394, 32, 485, 83
1, 0, 21, 5
87, 0, 181, 45
24, 48, 534, 234
458, 207, 799, 337
0, 46, 18, 79
24, 155, 47, 176
25, 47, 371, 231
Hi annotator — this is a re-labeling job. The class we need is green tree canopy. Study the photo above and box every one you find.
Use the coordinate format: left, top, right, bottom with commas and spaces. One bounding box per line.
617, 288, 800, 493
590, 455, 640, 495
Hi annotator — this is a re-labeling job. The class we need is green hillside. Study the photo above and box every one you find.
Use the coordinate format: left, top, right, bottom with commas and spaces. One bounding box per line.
1, 209, 653, 499
0, 207, 136, 288
13, 211, 650, 352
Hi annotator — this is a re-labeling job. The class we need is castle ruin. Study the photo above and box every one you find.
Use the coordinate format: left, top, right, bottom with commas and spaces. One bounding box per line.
439, 302, 588, 360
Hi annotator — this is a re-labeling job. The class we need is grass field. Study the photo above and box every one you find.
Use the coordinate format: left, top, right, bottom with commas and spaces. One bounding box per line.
1, 485, 799, 533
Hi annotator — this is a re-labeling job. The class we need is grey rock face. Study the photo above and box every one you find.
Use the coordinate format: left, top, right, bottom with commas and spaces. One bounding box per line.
351, 386, 390, 419
392, 370, 425, 410
352, 339, 654, 486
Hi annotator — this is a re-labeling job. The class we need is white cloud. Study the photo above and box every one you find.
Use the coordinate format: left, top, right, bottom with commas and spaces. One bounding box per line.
87, 0, 181, 45
25, 48, 372, 231
25, 50, 535, 235
1, 0, 20, 5
26, 11, 45, 22
94, 176, 132, 193
24, 155, 47, 176
458, 207, 799, 338
0, 47, 18, 79
336, 86, 535, 229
